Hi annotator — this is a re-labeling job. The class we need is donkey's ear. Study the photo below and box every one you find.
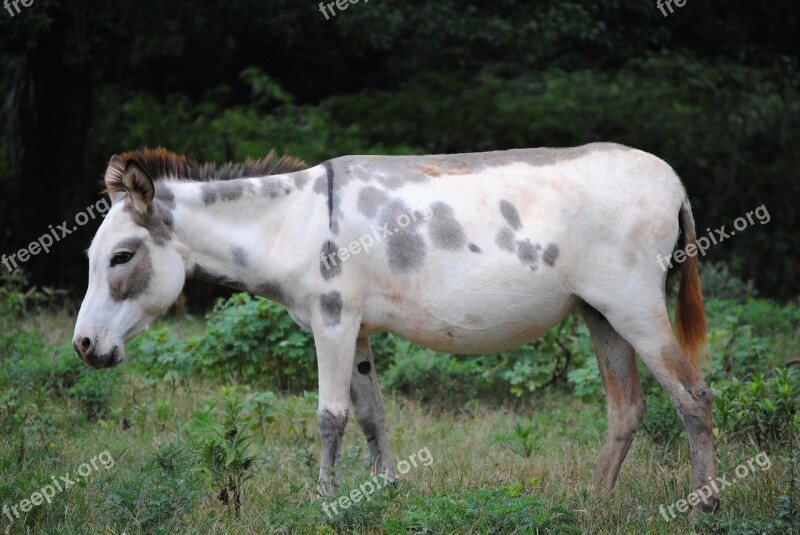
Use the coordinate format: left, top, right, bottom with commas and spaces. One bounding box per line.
122, 160, 155, 213
104, 155, 128, 204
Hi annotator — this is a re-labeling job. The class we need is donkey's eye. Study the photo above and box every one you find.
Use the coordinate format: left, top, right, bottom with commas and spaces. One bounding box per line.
110, 251, 134, 267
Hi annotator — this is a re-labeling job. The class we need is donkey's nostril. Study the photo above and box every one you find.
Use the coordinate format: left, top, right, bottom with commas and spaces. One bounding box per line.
80, 337, 92, 352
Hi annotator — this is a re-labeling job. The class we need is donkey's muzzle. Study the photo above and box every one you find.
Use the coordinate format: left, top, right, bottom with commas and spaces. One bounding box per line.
72, 336, 121, 369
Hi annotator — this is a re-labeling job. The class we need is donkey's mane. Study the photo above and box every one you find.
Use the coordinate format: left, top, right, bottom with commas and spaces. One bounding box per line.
104, 147, 307, 193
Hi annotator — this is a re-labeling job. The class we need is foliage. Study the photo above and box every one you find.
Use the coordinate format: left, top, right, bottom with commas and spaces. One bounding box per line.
383, 486, 580, 534
66, 367, 117, 422
489, 315, 600, 399
192, 294, 316, 390
101, 443, 204, 534
700, 261, 759, 303
495, 422, 542, 459
379, 339, 498, 409
713, 369, 800, 449
640, 390, 684, 446
190, 386, 262, 517
130, 293, 317, 391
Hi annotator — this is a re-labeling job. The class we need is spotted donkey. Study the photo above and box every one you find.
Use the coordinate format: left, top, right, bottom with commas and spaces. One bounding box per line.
73, 143, 717, 515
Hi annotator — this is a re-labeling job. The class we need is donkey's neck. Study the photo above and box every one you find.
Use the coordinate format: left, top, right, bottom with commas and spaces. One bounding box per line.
161, 170, 325, 302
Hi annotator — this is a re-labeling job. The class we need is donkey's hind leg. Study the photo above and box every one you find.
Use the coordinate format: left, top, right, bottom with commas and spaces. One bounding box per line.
350, 336, 397, 480
597, 299, 718, 515
580, 303, 647, 491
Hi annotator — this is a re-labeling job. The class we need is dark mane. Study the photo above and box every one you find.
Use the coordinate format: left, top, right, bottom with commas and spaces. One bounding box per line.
104, 147, 307, 194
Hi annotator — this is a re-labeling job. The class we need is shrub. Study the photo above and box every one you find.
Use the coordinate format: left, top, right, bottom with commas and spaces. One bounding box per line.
380, 340, 496, 408
101, 443, 204, 534
699, 261, 759, 303
713, 369, 800, 448
640, 390, 684, 446
192, 294, 316, 391
67, 366, 119, 422
189, 386, 263, 517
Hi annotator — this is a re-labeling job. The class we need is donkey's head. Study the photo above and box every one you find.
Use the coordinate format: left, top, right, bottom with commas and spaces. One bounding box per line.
73, 155, 187, 368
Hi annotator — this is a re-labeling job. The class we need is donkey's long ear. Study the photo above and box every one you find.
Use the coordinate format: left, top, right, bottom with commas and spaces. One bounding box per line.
121, 160, 155, 214
103, 155, 128, 205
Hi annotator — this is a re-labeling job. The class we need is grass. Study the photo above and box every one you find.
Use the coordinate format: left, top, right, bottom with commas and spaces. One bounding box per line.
1, 308, 797, 534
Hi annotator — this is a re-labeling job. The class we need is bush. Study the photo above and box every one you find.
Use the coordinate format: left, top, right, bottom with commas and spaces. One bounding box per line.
129, 293, 317, 392
192, 294, 316, 390
713, 369, 800, 448
699, 262, 759, 303
380, 339, 497, 409
640, 390, 684, 446
67, 368, 118, 422
100, 443, 204, 534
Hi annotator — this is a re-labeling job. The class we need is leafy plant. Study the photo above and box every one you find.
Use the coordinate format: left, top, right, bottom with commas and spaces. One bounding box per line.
495, 422, 542, 458
713, 369, 800, 448
102, 443, 203, 534
192, 293, 316, 391
191, 387, 260, 517
641, 390, 684, 446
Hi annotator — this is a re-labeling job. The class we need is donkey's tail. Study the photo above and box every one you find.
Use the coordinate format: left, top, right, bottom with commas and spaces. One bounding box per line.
675, 198, 707, 370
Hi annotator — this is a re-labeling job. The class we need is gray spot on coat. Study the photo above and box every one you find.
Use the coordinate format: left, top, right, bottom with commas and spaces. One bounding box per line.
231, 246, 248, 267
379, 198, 426, 273
495, 227, 516, 252
357, 186, 389, 218
499, 200, 523, 231
516, 239, 541, 270
313, 175, 327, 195
201, 180, 253, 205
292, 172, 310, 191
200, 183, 217, 205
468, 243, 482, 253
320, 241, 342, 280
544, 243, 560, 266
261, 179, 285, 199
320, 291, 343, 327
428, 202, 467, 251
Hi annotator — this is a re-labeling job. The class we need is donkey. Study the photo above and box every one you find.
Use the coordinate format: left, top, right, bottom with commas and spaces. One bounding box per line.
73, 143, 718, 515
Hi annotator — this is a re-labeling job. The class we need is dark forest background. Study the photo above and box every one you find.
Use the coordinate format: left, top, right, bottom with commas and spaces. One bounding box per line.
0, 0, 798, 305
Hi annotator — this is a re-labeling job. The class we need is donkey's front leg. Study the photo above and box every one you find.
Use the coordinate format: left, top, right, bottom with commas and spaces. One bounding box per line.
350, 336, 397, 480
313, 296, 360, 496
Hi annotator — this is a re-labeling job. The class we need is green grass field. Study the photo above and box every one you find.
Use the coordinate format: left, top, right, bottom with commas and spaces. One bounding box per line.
1, 274, 798, 534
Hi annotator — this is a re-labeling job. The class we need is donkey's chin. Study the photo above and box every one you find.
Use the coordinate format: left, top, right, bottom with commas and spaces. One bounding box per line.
84, 346, 125, 369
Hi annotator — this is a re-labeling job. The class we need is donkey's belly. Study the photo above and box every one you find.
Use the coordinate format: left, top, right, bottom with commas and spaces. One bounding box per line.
362, 274, 576, 354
